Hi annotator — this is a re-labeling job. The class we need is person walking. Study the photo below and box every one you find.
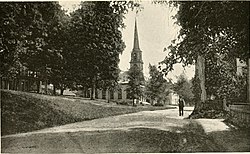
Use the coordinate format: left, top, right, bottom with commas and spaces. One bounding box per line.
178, 96, 185, 116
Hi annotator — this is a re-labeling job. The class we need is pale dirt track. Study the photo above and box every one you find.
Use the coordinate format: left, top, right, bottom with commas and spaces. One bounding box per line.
1, 107, 250, 153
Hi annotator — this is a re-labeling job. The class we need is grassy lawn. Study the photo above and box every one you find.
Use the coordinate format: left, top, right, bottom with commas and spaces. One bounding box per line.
1, 90, 175, 136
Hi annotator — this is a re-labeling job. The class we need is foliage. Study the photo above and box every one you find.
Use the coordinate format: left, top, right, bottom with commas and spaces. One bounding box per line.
20, 2, 66, 78
1, 1, 130, 96
126, 66, 145, 102
45, 9, 72, 92
161, 1, 249, 103
0, 2, 70, 92
223, 72, 247, 104
162, 2, 249, 70
205, 55, 238, 100
145, 64, 173, 104
174, 73, 194, 105
66, 1, 126, 99
0, 3, 46, 77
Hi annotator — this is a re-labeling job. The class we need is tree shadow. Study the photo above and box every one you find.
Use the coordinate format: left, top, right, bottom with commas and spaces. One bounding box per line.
0, 121, 227, 153
205, 121, 250, 152
2, 119, 249, 153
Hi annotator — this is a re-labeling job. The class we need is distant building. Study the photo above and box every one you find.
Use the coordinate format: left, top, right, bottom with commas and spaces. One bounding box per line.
168, 92, 179, 105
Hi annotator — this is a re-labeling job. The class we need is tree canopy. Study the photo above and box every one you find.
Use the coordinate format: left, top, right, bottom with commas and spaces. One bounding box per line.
174, 73, 194, 105
0, 1, 129, 96
66, 1, 126, 98
126, 66, 144, 104
162, 1, 249, 72
161, 1, 249, 102
145, 64, 173, 104
1, 2, 64, 77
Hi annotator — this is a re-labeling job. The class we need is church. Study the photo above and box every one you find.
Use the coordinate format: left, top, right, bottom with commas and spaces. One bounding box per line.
93, 19, 144, 103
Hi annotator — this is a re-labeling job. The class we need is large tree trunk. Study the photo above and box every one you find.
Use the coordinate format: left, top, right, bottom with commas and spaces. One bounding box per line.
44, 80, 48, 95
45, 80, 48, 95
53, 84, 56, 95
132, 97, 136, 106
198, 55, 206, 102
60, 88, 64, 95
27, 79, 31, 92
6, 80, 9, 90
37, 80, 42, 93
248, 58, 250, 104
0, 76, 2, 89
107, 89, 110, 103
194, 55, 207, 111
9, 80, 12, 90
83, 87, 86, 98
16, 78, 20, 91
90, 84, 96, 100
90, 78, 96, 100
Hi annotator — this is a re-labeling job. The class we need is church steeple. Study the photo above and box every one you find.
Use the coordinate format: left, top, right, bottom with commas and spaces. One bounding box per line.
130, 18, 143, 72
133, 19, 140, 50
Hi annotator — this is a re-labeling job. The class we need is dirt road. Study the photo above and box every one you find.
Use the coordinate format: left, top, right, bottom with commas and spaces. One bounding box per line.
1, 107, 249, 153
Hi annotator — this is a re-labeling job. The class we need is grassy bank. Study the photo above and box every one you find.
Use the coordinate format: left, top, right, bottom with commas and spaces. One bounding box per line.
1, 90, 174, 136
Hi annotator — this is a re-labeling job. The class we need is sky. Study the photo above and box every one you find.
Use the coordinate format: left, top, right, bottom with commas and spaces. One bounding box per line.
59, 1, 195, 82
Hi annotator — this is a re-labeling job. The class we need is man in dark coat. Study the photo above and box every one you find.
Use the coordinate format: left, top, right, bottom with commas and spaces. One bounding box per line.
178, 96, 185, 116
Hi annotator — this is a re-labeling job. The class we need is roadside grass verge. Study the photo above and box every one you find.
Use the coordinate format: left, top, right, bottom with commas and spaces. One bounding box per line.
1, 90, 174, 136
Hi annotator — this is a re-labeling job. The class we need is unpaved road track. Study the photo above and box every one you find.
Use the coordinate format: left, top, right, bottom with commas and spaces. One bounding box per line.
2, 107, 250, 153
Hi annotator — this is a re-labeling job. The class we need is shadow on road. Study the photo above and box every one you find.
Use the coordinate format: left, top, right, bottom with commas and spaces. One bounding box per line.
2, 120, 239, 153
2, 106, 249, 153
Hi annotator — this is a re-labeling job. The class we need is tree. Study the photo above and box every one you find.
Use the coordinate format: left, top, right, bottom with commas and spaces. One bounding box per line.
20, 2, 70, 94
145, 64, 172, 104
0, 2, 68, 93
174, 73, 194, 105
1, 1, 132, 97
46, 10, 71, 95
126, 66, 144, 106
0, 3, 38, 89
161, 1, 249, 110
67, 1, 126, 99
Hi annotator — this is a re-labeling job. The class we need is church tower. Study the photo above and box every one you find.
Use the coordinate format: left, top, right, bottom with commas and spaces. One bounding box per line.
130, 19, 143, 73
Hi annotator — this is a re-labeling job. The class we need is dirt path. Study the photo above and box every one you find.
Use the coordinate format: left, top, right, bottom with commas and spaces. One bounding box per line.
1, 107, 249, 153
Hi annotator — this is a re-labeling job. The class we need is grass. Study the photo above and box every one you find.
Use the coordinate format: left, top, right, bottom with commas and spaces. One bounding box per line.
1, 90, 175, 136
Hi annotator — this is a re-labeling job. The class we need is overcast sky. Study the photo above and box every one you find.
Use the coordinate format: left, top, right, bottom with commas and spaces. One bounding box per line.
59, 1, 195, 82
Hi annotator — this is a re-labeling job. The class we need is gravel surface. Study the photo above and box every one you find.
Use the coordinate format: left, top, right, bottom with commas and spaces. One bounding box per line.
2, 107, 250, 153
